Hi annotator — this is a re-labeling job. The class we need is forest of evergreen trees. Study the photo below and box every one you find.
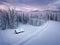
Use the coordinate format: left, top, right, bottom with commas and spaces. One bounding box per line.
0, 9, 60, 30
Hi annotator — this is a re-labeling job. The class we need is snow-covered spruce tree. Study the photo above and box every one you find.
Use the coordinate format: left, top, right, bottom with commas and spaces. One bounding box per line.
8, 8, 18, 29
49, 13, 53, 20
45, 13, 49, 20
1, 10, 7, 30
57, 14, 60, 21
0, 10, 3, 28
22, 13, 29, 24
17, 14, 22, 23
55, 14, 57, 21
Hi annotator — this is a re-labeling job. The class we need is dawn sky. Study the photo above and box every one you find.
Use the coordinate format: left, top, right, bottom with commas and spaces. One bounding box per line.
0, 0, 60, 11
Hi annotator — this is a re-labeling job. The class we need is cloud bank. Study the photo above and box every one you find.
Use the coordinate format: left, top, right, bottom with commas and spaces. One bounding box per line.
0, 0, 60, 11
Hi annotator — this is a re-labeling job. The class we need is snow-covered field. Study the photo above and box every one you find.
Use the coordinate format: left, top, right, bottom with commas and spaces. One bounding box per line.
0, 21, 60, 45
24, 21, 60, 45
